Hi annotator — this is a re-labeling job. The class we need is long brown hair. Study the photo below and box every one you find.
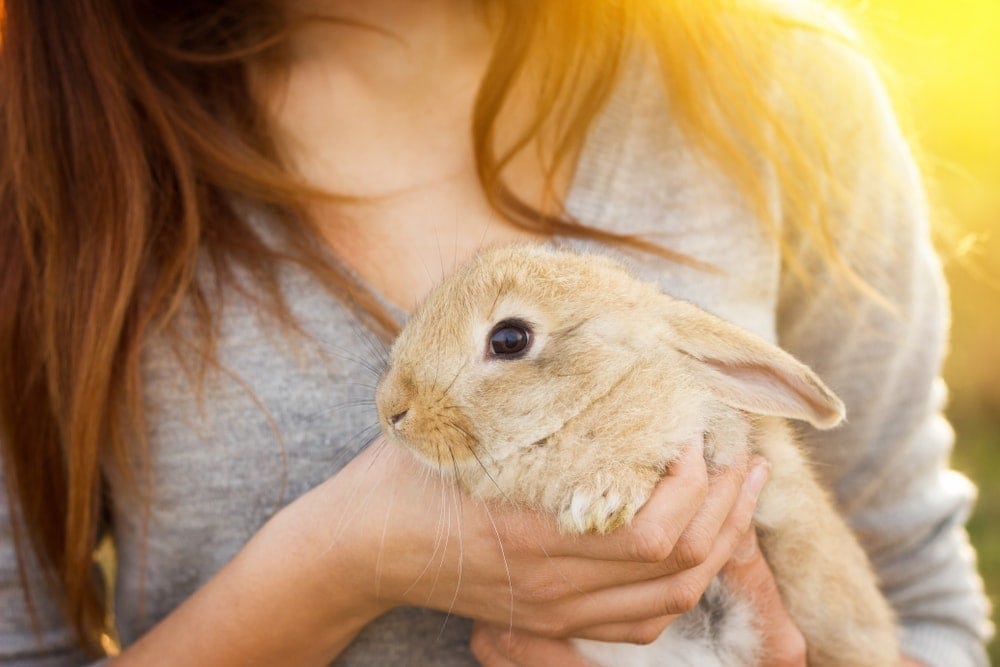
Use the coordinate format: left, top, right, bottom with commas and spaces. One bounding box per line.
0, 0, 864, 653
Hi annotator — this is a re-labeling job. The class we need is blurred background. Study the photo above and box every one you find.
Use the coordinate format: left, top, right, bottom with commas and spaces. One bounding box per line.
857, 0, 999, 660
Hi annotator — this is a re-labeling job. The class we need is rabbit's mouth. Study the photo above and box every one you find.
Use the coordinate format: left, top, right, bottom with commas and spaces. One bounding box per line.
382, 401, 486, 474
386, 430, 478, 476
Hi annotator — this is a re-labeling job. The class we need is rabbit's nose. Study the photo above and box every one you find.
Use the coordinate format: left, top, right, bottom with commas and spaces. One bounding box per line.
390, 409, 408, 428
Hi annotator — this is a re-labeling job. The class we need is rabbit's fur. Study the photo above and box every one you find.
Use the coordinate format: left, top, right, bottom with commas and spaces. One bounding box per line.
376, 245, 898, 666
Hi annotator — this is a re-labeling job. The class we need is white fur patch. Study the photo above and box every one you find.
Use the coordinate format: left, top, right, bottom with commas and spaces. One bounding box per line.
572, 579, 760, 666
561, 482, 637, 534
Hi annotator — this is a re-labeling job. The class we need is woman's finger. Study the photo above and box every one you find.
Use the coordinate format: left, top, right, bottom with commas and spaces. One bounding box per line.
524, 460, 769, 635
566, 614, 679, 644
470, 622, 600, 667
721, 530, 807, 666
518, 436, 710, 562
644, 450, 752, 572
518, 455, 755, 596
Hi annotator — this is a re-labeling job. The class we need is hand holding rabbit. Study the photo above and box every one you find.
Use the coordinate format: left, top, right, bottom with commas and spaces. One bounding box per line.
315, 429, 766, 642
469, 530, 808, 667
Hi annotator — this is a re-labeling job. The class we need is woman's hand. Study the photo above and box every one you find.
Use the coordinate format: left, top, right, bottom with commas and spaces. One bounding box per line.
339, 435, 770, 643
468, 513, 805, 667
722, 530, 924, 667
720, 530, 807, 666
470, 528, 930, 667
472, 530, 936, 667
114, 434, 766, 666
470, 623, 602, 667
722, 535, 927, 667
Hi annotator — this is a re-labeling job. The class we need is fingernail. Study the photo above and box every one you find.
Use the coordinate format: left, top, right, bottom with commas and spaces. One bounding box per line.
743, 458, 770, 503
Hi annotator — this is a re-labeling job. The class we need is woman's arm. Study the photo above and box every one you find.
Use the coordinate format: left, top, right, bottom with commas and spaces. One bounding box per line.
94, 436, 759, 666
110, 464, 384, 666
773, 33, 992, 667
113, 438, 763, 665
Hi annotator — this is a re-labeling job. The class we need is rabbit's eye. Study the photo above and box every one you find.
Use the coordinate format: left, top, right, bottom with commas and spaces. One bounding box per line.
488, 320, 532, 358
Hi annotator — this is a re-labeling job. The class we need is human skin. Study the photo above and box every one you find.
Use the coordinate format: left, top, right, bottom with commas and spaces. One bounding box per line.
112, 438, 763, 665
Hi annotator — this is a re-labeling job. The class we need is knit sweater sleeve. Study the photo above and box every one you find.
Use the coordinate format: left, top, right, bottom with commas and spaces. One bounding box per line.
773, 34, 993, 666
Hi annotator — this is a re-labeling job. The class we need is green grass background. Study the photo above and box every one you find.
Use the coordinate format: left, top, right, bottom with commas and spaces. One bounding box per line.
860, 0, 1000, 660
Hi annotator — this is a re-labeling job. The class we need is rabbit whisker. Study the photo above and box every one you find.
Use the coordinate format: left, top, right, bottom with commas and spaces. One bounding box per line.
443, 420, 481, 449
305, 399, 377, 425
313, 336, 386, 378
364, 429, 388, 472
434, 226, 445, 282
348, 320, 391, 375
434, 359, 469, 406
486, 286, 503, 321
374, 453, 398, 600
422, 454, 453, 607
440, 447, 466, 629
336, 381, 381, 391
347, 423, 388, 470
325, 429, 386, 553
345, 422, 381, 460
434, 437, 444, 473
402, 444, 452, 601
445, 424, 512, 505
478, 495, 515, 637
433, 448, 466, 642
402, 490, 448, 599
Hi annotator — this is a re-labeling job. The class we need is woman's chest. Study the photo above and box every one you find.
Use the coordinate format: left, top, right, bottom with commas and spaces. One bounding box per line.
312, 177, 550, 313
113, 219, 780, 643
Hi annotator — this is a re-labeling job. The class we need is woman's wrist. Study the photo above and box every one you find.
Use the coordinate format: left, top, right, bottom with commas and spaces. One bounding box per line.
245, 476, 393, 658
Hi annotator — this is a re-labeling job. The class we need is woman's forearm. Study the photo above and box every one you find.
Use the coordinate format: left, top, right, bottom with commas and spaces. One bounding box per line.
105, 437, 765, 666
110, 478, 387, 666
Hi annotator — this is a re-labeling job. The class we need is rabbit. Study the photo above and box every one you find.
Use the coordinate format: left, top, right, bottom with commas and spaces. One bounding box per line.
375, 244, 899, 666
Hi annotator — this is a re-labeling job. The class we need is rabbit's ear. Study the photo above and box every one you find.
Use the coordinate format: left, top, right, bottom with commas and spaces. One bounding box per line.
665, 300, 845, 430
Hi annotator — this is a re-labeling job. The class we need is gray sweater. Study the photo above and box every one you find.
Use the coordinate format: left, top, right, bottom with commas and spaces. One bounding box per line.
1, 33, 992, 666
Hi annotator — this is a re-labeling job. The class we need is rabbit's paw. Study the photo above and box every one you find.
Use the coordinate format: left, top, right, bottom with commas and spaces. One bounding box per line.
558, 473, 655, 535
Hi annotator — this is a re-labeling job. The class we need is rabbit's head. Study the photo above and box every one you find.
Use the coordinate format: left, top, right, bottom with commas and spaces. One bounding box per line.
376, 244, 844, 472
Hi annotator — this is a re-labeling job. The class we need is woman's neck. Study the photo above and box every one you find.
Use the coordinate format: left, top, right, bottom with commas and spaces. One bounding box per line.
250, 1, 577, 310
280, 0, 495, 77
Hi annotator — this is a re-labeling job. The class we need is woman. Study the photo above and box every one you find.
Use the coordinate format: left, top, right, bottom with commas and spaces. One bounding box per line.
0, 1, 990, 665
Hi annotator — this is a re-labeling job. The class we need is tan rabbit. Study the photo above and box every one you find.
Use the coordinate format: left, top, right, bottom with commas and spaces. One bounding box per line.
376, 244, 898, 666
